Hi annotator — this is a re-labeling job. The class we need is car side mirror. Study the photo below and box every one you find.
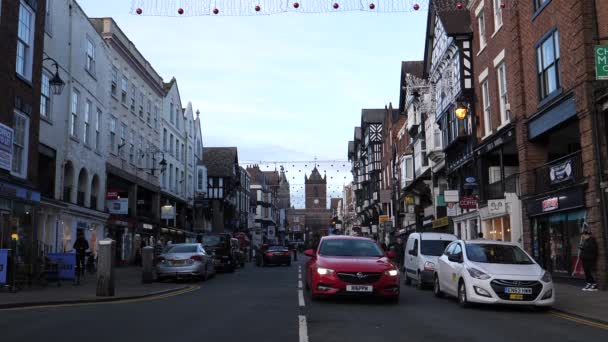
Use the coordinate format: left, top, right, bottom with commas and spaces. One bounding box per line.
409, 249, 417, 256
386, 251, 396, 259
304, 249, 316, 258
448, 254, 463, 263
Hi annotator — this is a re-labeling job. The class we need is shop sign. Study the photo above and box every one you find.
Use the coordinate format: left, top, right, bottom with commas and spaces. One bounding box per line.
464, 176, 478, 189
379, 215, 389, 224
488, 199, 506, 215
361, 226, 370, 233
542, 197, 559, 212
0, 249, 8, 284
432, 217, 449, 229
142, 223, 153, 230
436, 194, 446, 207
137, 199, 145, 205
107, 198, 128, 215
549, 159, 573, 184
47, 253, 76, 280
404, 213, 416, 222
447, 202, 458, 217
268, 226, 275, 238
405, 196, 415, 205
459, 196, 478, 209
161, 205, 176, 220
444, 190, 459, 203
0, 124, 13, 172
106, 189, 120, 200
383, 221, 393, 231
595, 45, 608, 80
371, 225, 378, 233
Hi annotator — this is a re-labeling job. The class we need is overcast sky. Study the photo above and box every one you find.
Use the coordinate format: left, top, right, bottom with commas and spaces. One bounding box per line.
77, 0, 427, 206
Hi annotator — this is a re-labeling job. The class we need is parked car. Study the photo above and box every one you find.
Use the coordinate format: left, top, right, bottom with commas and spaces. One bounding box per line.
259, 245, 292, 266
156, 243, 215, 281
433, 240, 554, 308
304, 236, 400, 302
202, 233, 236, 272
404, 232, 457, 289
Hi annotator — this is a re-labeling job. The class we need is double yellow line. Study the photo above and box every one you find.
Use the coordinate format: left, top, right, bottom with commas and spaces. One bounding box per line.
550, 310, 608, 331
0, 285, 200, 312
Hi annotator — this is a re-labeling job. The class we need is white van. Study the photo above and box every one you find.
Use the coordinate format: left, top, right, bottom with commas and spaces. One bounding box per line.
404, 232, 457, 288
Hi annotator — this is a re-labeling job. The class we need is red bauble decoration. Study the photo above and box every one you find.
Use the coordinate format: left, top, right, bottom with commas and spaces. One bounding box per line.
413, 3, 420, 10
369, 3, 375, 9
255, 5, 261, 11
136, 8, 143, 15
456, 2, 463, 9
178, 8, 184, 15
333, 3, 339, 9
293, 2, 300, 8
213, 8, 219, 14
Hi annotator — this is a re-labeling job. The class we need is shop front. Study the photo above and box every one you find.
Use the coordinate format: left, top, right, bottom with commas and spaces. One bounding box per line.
0, 180, 40, 264
479, 193, 524, 246
58, 208, 107, 257
525, 186, 587, 279
107, 216, 134, 265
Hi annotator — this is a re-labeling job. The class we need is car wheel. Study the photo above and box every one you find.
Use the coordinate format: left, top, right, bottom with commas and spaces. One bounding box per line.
458, 280, 470, 308
416, 271, 424, 290
433, 274, 444, 298
404, 273, 412, 286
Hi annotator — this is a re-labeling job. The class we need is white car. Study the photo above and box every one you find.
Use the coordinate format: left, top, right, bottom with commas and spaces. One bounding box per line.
433, 240, 554, 308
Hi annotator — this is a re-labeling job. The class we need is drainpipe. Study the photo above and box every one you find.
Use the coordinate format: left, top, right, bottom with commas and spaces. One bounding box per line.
591, 0, 608, 289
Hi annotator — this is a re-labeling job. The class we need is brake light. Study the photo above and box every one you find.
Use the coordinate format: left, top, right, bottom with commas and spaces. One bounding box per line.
265, 252, 273, 257
191, 255, 204, 261
283, 252, 290, 256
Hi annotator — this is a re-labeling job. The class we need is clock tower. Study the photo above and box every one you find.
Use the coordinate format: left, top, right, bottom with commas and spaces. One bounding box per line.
305, 167, 327, 209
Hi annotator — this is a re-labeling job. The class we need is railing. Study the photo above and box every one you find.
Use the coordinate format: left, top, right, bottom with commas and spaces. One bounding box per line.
534, 151, 583, 194
487, 174, 520, 200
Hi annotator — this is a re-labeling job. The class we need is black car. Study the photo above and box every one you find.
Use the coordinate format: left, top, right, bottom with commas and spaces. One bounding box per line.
202, 233, 236, 272
258, 245, 292, 267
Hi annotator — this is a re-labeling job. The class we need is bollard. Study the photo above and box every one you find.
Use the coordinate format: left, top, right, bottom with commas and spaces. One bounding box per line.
96, 239, 115, 297
142, 246, 154, 283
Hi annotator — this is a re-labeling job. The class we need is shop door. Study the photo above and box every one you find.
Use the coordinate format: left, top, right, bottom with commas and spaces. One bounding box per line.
538, 216, 571, 276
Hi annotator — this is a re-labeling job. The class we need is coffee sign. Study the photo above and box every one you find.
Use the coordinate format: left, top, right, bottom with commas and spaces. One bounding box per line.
459, 196, 478, 209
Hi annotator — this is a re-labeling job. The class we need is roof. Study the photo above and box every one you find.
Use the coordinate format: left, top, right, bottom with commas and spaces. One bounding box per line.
361, 109, 385, 125
202, 147, 238, 177
399, 61, 425, 114
437, 5, 472, 36
263, 171, 280, 186
307, 167, 325, 182
163, 77, 176, 95
320, 235, 373, 241
354, 127, 362, 141
463, 239, 519, 246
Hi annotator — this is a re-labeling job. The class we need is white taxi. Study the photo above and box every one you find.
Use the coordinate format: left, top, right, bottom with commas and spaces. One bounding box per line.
433, 240, 554, 308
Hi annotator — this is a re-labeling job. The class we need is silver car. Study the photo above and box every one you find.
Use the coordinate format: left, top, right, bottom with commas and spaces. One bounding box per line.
156, 243, 215, 281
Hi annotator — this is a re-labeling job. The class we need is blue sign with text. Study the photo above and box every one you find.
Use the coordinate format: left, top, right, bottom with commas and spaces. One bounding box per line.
0, 249, 8, 284
47, 253, 76, 280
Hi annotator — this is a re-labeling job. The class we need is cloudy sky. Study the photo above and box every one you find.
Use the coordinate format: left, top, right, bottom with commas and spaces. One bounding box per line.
77, 0, 427, 206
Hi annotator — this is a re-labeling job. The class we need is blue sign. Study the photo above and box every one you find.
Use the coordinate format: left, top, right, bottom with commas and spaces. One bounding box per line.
0, 249, 8, 284
465, 177, 476, 183
47, 253, 76, 280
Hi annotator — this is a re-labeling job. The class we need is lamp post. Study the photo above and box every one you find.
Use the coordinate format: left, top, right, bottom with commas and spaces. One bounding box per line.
42, 57, 66, 95
455, 102, 469, 120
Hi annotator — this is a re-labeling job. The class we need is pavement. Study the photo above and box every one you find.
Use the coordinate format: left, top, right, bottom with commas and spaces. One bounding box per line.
0, 266, 190, 309
552, 282, 608, 323
0, 258, 607, 342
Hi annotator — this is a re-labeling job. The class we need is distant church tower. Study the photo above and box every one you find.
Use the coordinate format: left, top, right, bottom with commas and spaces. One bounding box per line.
277, 166, 291, 209
305, 167, 327, 209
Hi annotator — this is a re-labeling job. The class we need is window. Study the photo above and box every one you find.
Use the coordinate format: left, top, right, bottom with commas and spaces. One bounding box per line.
170, 134, 174, 156
129, 129, 135, 164
40, 71, 51, 119
130, 87, 136, 113
147, 99, 151, 124
11, 112, 29, 178
181, 143, 185, 162
95, 109, 101, 151
401, 155, 413, 183
477, 10, 486, 50
85, 37, 95, 74
154, 105, 159, 128
493, 0, 503, 30
188, 146, 193, 166
121, 77, 128, 104
537, 30, 560, 100
534, 0, 550, 11
497, 63, 509, 124
175, 138, 179, 158
180, 171, 184, 194
71, 90, 79, 137
161, 169, 166, 188
482, 80, 491, 135
45, 0, 52, 34
120, 123, 127, 159
138, 135, 143, 167
197, 169, 204, 191
109, 116, 116, 154
170, 103, 174, 124
16, 2, 35, 80
138, 91, 144, 117
163, 129, 167, 151
84, 100, 91, 145
111, 67, 118, 97
169, 164, 174, 191
176, 108, 180, 129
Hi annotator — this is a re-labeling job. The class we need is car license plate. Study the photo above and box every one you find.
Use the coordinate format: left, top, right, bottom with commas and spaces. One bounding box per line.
346, 285, 373, 292
213, 259, 221, 265
504, 287, 533, 294
171, 260, 185, 265
509, 294, 524, 300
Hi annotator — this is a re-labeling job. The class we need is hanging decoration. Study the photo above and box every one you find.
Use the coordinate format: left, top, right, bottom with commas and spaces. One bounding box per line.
129, 0, 481, 17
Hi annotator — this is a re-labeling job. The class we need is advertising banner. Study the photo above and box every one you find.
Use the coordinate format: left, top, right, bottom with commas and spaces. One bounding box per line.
107, 198, 128, 214
47, 253, 76, 280
0, 123, 13, 172
0, 249, 8, 284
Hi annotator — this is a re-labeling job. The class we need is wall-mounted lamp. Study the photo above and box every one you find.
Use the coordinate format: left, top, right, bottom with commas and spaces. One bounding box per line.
43, 57, 66, 95
455, 102, 469, 120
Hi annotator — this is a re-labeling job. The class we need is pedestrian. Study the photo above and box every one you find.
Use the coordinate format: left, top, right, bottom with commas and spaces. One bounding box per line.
394, 238, 405, 270
580, 230, 598, 291
381, 242, 388, 252
73, 230, 89, 278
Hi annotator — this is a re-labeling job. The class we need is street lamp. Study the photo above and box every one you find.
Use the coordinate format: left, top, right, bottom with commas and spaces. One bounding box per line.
43, 57, 65, 95
137, 150, 167, 176
455, 102, 468, 120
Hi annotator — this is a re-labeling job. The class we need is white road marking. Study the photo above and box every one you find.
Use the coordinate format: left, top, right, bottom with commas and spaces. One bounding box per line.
298, 273, 302, 279
298, 289, 305, 307
298, 315, 309, 342
298, 280, 303, 289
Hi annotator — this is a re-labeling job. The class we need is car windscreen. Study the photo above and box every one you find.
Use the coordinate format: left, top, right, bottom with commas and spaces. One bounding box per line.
465, 244, 534, 264
268, 246, 288, 251
202, 235, 225, 247
165, 245, 198, 253
319, 239, 384, 257
420, 240, 453, 256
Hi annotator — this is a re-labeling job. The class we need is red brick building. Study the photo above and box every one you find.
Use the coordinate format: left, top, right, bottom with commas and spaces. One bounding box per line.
0, 0, 48, 262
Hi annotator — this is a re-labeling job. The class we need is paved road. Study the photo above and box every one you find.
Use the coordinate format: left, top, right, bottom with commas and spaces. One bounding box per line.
1, 258, 607, 342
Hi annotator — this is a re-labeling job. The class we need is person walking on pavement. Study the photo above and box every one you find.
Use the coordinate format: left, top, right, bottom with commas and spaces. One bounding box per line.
394, 238, 405, 271
73, 230, 89, 279
580, 230, 598, 291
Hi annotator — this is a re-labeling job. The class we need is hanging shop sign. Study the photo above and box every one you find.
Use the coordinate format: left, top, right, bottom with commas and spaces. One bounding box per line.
268, 226, 276, 238
542, 197, 559, 212
488, 199, 507, 215
0, 249, 8, 284
142, 223, 154, 230
0, 124, 13, 172
107, 198, 128, 215
379, 215, 390, 225
106, 189, 120, 200
444, 190, 459, 203
549, 159, 573, 184
405, 196, 415, 205
161, 205, 176, 220
447, 202, 458, 217
459, 196, 478, 210
464, 176, 478, 189
432, 217, 449, 229
371, 225, 378, 233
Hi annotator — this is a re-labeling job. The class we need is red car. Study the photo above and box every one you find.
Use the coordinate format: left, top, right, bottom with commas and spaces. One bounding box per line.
304, 236, 400, 302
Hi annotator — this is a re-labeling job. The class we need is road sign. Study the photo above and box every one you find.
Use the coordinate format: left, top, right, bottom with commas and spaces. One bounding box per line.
595, 45, 608, 80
